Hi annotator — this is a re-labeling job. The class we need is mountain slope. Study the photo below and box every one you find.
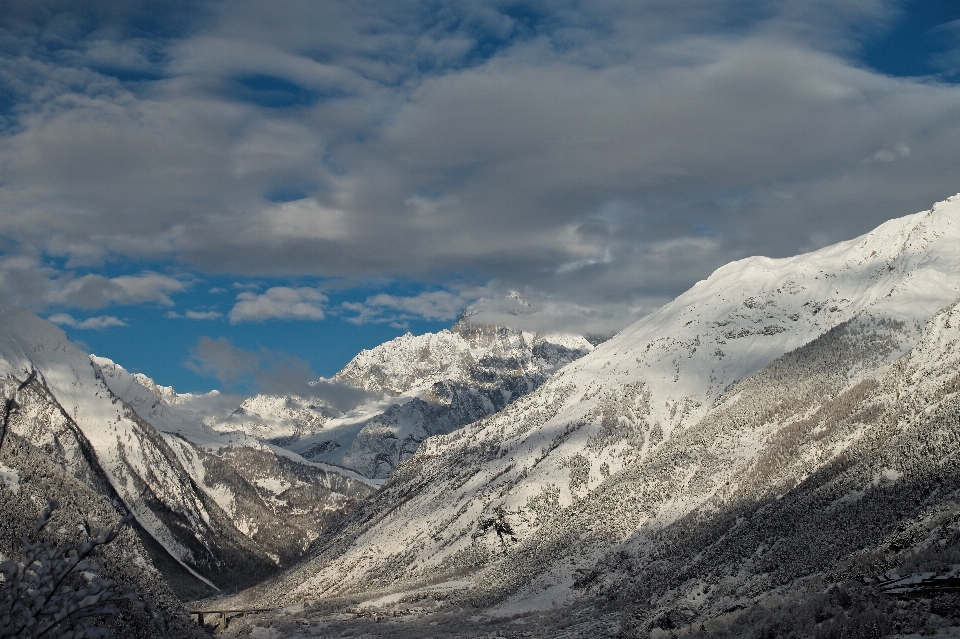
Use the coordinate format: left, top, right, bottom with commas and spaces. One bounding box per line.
242, 195, 960, 623
0, 309, 371, 597
87, 352, 376, 570
0, 430, 205, 638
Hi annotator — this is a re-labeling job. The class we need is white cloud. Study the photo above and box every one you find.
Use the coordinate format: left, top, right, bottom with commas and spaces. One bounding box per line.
0, 253, 187, 313
185, 310, 223, 320
229, 286, 327, 323
339, 284, 644, 337
166, 310, 223, 320
48, 313, 128, 330
862, 143, 912, 164
50, 273, 186, 308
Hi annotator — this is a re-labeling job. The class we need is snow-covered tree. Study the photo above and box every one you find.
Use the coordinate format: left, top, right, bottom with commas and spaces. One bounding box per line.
1, 374, 141, 639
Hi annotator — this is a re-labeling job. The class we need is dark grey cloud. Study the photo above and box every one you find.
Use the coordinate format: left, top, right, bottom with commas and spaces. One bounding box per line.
1, 0, 959, 335
185, 335, 376, 410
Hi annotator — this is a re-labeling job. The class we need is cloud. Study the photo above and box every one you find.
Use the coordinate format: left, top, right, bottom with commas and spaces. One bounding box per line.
1, 1, 960, 323
342, 288, 482, 325
166, 309, 223, 320
185, 336, 260, 385
51, 273, 186, 308
0, 254, 187, 312
454, 288, 650, 338
185, 336, 375, 410
229, 286, 327, 323
48, 313, 128, 330
861, 143, 912, 164
341, 284, 646, 337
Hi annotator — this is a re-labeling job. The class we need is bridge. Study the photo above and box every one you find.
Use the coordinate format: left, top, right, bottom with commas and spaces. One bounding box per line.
188, 608, 272, 631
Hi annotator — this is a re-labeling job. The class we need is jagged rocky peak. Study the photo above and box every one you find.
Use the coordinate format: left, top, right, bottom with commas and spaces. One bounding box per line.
334, 292, 595, 398
275, 293, 599, 479
332, 329, 476, 397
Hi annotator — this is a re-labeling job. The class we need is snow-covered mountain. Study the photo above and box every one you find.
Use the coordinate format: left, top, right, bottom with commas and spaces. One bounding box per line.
0, 309, 373, 599
232, 195, 960, 635
188, 298, 596, 479
0, 289, 594, 607
288, 312, 595, 478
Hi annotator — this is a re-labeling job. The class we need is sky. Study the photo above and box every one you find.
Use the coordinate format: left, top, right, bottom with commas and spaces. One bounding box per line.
1, 0, 959, 396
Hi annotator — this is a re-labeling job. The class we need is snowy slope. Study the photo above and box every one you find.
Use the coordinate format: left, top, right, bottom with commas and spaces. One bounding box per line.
0, 310, 370, 595
249, 195, 960, 610
92, 354, 210, 436
285, 317, 594, 478
0, 309, 238, 586
88, 353, 375, 565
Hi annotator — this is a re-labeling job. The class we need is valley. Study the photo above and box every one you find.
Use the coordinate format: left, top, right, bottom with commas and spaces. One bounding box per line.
5, 196, 960, 637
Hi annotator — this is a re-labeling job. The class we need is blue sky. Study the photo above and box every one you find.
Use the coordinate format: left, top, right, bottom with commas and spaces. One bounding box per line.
1, 0, 959, 395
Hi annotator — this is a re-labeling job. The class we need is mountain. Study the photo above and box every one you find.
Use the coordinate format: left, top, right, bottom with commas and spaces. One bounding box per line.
0, 309, 373, 603
190, 297, 596, 479
0, 430, 205, 638
88, 353, 376, 571
290, 310, 595, 478
230, 195, 960, 636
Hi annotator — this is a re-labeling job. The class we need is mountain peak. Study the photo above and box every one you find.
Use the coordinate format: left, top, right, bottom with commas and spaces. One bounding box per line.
453, 291, 534, 332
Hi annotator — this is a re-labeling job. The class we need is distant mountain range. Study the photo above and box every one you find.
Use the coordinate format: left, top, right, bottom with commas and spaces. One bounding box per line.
108, 294, 597, 480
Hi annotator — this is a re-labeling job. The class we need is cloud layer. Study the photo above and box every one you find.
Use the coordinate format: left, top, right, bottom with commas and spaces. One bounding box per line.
185, 335, 375, 410
229, 286, 328, 323
2, 1, 960, 335
48, 313, 127, 330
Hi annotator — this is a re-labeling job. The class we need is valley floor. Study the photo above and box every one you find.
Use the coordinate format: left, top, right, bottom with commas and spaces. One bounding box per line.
195, 569, 960, 639
197, 601, 621, 639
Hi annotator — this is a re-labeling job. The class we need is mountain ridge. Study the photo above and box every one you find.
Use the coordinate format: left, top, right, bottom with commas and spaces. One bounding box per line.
0, 308, 373, 601
230, 195, 960, 635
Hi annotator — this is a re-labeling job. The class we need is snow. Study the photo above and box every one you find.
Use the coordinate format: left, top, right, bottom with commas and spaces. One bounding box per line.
355, 579, 474, 609
0, 310, 232, 589
254, 477, 291, 494
267, 194, 960, 607
0, 464, 19, 494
